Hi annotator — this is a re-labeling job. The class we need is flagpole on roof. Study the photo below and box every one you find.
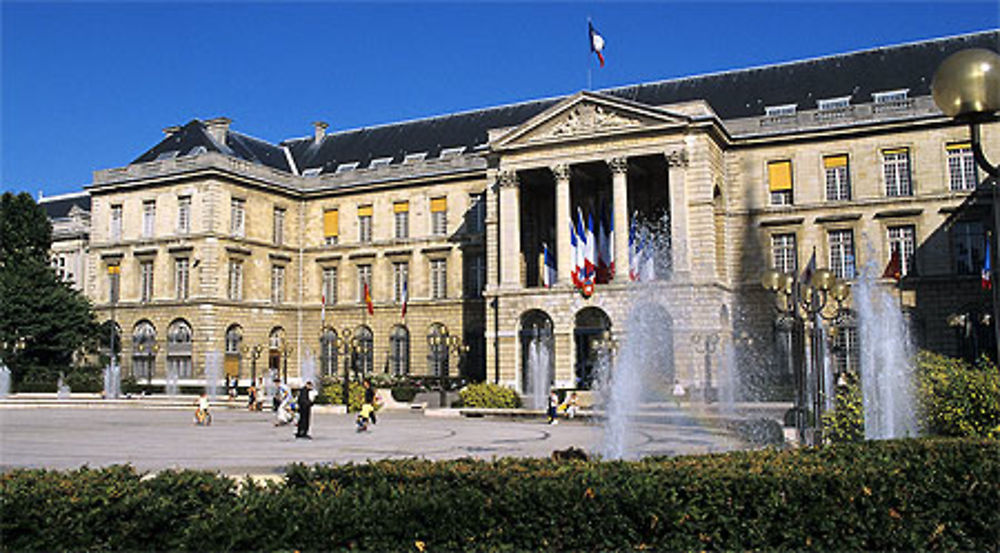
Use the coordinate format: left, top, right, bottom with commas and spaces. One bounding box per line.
587, 17, 592, 90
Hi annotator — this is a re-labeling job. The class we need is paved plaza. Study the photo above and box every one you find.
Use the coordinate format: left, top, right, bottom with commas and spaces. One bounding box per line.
0, 402, 749, 476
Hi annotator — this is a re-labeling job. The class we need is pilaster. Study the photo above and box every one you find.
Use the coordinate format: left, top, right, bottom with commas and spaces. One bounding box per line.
553, 164, 572, 285
498, 171, 521, 287
609, 157, 629, 280
667, 149, 690, 275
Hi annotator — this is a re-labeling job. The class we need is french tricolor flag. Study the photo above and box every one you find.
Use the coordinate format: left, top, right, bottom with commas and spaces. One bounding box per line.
589, 21, 605, 67
984, 240, 993, 291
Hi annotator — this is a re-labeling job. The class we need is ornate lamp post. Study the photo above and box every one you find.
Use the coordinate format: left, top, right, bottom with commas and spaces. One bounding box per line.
691, 333, 721, 403
932, 48, 1000, 364
761, 267, 850, 445
140, 341, 160, 387
428, 325, 469, 407
241, 344, 264, 384
278, 339, 294, 384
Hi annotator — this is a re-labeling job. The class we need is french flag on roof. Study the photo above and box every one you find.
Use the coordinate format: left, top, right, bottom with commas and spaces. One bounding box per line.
589, 21, 605, 67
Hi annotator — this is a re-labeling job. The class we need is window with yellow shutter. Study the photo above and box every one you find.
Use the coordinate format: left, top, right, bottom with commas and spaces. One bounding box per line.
767, 160, 793, 206
394, 201, 409, 239
946, 142, 977, 191
430, 197, 447, 235
823, 154, 851, 201
358, 205, 373, 243
323, 209, 339, 245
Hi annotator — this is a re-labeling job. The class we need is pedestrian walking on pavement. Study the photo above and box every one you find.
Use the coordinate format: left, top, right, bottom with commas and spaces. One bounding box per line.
295, 381, 316, 439
547, 390, 559, 425
362, 378, 378, 425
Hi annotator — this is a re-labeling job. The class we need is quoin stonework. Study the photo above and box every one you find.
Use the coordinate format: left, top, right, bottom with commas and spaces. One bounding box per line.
40, 30, 998, 399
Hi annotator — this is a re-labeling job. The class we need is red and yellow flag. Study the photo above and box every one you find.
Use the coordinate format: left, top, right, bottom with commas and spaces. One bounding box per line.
364, 282, 374, 315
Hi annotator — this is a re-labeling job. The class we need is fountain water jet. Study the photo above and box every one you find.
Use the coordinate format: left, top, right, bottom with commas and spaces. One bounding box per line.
103, 361, 121, 399
0, 364, 11, 398
204, 351, 222, 399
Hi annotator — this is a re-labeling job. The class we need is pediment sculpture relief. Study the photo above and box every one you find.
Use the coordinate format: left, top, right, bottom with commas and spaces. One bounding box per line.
542, 103, 644, 139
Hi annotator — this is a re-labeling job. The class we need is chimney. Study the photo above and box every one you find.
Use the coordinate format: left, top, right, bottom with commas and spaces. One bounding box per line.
205, 117, 232, 145
163, 125, 182, 136
313, 121, 329, 145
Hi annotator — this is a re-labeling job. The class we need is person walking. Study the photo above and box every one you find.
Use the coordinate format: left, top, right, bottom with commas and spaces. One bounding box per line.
295, 381, 316, 439
547, 390, 559, 425
362, 378, 378, 425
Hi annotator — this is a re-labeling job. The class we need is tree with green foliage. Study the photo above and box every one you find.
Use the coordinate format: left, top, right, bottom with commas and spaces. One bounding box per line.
0, 192, 99, 389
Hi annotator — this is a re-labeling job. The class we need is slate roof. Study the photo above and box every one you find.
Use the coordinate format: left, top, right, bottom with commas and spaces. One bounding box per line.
39, 193, 91, 219
131, 30, 998, 177
132, 120, 292, 173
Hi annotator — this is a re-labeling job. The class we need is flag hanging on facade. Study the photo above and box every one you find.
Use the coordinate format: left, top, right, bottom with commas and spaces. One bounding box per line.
589, 21, 605, 67
364, 282, 374, 316
576, 207, 588, 284
629, 218, 641, 281
596, 207, 607, 282
400, 280, 408, 319
983, 239, 993, 290
570, 222, 580, 288
802, 248, 817, 283
606, 204, 615, 280
882, 249, 902, 281
585, 211, 596, 282
542, 242, 556, 288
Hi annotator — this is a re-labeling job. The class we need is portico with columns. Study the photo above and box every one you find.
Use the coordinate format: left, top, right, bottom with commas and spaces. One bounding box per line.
484, 91, 735, 397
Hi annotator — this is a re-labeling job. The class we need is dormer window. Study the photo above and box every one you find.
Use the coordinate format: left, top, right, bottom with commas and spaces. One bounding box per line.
187, 145, 207, 157
302, 167, 322, 177
873, 89, 909, 104
439, 146, 465, 158
764, 104, 797, 117
369, 157, 393, 169
155, 150, 179, 161
336, 162, 359, 173
403, 152, 427, 164
818, 96, 851, 111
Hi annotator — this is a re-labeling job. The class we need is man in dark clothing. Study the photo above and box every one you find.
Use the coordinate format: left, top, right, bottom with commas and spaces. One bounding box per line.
295, 381, 315, 439
363, 379, 377, 425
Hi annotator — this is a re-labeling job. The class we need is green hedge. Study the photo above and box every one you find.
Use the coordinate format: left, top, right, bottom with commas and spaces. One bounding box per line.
3, 438, 998, 551
457, 382, 522, 409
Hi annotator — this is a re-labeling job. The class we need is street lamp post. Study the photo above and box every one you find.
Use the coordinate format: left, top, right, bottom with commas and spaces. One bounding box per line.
761, 267, 850, 445
691, 333, 721, 403
142, 342, 160, 387
242, 344, 263, 384
932, 48, 1000, 365
429, 326, 469, 408
334, 328, 354, 406
278, 340, 293, 384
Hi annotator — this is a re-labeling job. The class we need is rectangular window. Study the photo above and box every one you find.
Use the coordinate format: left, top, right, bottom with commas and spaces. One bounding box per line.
953, 221, 985, 275
431, 196, 448, 235
947, 142, 978, 191
322, 267, 338, 305
228, 260, 243, 301
358, 205, 373, 243
357, 264, 372, 302
108, 265, 121, 304
765, 104, 797, 117
828, 229, 856, 280
142, 200, 156, 238
770, 233, 797, 274
768, 160, 793, 206
175, 258, 189, 300
393, 262, 409, 303
394, 201, 409, 239
467, 193, 485, 233
430, 258, 447, 299
465, 253, 485, 298
110, 204, 123, 241
832, 325, 859, 375
323, 209, 339, 245
230, 198, 246, 237
273, 207, 285, 246
888, 225, 917, 277
177, 196, 191, 234
818, 96, 851, 111
824, 154, 851, 201
139, 260, 154, 303
271, 265, 285, 304
882, 148, 912, 196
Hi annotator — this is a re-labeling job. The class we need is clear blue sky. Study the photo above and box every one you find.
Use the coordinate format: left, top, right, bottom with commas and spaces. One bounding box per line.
2, 1, 998, 197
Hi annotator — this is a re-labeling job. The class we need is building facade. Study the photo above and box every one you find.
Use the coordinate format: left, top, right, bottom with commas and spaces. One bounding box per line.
60, 31, 997, 396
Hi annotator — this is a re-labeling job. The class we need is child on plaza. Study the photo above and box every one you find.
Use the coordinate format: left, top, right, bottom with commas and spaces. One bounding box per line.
247, 383, 257, 411
547, 390, 559, 425
563, 391, 579, 419
672, 379, 686, 407
194, 392, 211, 425
357, 402, 375, 432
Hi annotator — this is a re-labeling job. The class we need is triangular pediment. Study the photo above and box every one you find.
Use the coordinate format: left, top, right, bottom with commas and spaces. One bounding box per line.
491, 91, 689, 150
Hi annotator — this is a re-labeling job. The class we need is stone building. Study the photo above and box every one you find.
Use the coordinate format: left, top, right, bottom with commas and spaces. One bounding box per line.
62, 30, 997, 396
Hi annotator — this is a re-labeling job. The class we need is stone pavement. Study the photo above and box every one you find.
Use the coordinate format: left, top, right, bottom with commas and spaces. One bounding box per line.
0, 402, 751, 476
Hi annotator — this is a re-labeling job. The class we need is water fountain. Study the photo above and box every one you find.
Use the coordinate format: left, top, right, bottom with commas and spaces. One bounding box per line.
526, 336, 551, 410
300, 349, 318, 390
854, 257, 918, 440
165, 363, 179, 396
103, 360, 121, 399
204, 351, 222, 399
0, 364, 10, 398
57, 372, 71, 400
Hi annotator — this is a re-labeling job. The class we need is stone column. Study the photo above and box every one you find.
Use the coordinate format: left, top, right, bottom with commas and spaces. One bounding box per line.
609, 157, 629, 281
667, 149, 690, 275
498, 171, 521, 286
553, 164, 572, 285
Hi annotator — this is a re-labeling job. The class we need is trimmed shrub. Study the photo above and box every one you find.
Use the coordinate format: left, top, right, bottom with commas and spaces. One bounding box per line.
458, 382, 522, 408
918, 352, 1000, 439
822, 375, 865, 443
316, 378, 378, 412
2, 439, 998, 551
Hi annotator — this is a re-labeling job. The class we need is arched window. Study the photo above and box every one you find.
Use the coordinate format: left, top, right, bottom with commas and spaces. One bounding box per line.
320, 328, 338, 377
389, 325, 410, 376
268, 327, 285, 379
167, 319, 193, 379
574, 307, 610, 390
353, 326, 374, 378
131, 320, 157, 380
224, 324, 242, 379
427, 323, 449, 377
